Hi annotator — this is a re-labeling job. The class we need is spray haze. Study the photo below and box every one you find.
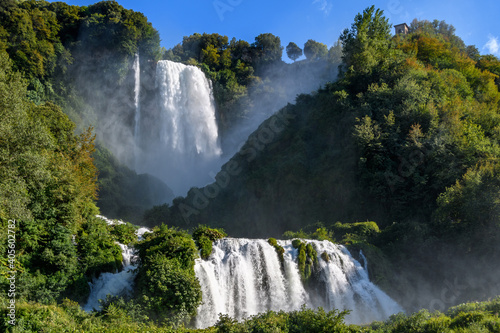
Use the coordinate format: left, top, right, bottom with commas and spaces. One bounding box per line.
221, 59, 339, 159
98, 56, 340, 199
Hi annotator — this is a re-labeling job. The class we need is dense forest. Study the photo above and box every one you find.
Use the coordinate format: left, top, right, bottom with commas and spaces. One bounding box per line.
1, 0, 500, 331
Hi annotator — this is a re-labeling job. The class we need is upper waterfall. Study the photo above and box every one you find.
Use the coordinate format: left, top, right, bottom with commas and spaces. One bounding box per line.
135, 60, 222, 196
155, 60, 221, 157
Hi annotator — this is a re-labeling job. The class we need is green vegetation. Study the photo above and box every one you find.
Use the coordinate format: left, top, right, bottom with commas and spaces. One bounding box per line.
1, 0, 500, 331
192, 225, 227, 259
286, 42, 303, 62
108, 221, 138, 245
2, 297, 500, 332
268, 238, 285, 264
134, 225, 202, 327
0, 46, 106, 303
290, 240, 319, 283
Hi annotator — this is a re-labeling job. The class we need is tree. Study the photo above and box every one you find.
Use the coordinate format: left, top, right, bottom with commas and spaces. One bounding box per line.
286, 42, 302, 62
435, 163, 500, 255
230, 38, 252, 63
201, 43, 220, 69
303, 39, 328, 61
340, 6, 391, 74
252, 33, 283, 65
328, 39, 342, 64
408, 19, 466, 51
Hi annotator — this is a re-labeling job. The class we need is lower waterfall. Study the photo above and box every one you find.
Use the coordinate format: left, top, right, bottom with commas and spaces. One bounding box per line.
83, 243, 138, 312
194, 238, 403, 328
82, 228, 403, 327
83, 217, 150, 311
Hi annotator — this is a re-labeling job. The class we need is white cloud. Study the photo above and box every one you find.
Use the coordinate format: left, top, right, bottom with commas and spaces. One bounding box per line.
313, 0, 332, 15
484, 35, 500, 55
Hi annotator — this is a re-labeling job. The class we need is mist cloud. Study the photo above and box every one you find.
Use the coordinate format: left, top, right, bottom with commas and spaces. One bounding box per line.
484, 35, 499, 55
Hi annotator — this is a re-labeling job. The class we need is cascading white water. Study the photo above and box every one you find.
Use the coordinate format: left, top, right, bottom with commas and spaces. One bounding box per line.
194, 238, 403, 328
82, 227, 402, 326
135, 60, 222, 195
83, 217, 151, 312
133, 53, 141, 140
156, 60, 221, 157
83, 243, 138, 312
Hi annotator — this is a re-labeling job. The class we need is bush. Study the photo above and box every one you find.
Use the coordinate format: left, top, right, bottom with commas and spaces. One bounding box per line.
134, 224, 202, 326
135, 255, 202, 327
109, 223, 138, 245
292, 239, 303, 248
331, 221, 380, 244
192, 225, 227, 259
450, 311, 486, 329
78, 217, 123, 278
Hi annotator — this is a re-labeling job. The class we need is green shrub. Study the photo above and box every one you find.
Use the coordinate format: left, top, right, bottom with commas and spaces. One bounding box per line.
423, 314, 452, 333
134, 224, 202, 326
136, 225, 198, 269
197, 235, 213, 260
331, 221, 380, 244
312, 227, 334, 242
283, 230, 310, 239
136, 255, 202, 327
109, 222, 138, 245
192, 225, 227, 259
288, 306, 351, 332
450, 311, 486, 329
78, 217, 123, 278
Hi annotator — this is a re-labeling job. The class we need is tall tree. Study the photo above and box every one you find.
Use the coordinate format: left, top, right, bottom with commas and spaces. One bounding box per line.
340, 6, 391, 75
286, 41, 302, 62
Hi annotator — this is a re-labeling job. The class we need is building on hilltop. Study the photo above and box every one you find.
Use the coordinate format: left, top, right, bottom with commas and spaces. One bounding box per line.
394, 23, 409, 35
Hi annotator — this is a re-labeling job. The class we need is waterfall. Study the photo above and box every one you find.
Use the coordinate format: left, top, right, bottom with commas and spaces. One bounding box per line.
83, 243, 138, 312
194, 238, 403, 328
133, 53, 141, 141
82, 226, 403, 327
135, 60, 222, 195
155, 60, 221, 157
83, 217, 150, 312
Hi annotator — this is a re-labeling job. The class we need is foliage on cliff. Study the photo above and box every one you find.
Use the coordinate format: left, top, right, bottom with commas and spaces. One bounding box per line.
0, 49, 122, 304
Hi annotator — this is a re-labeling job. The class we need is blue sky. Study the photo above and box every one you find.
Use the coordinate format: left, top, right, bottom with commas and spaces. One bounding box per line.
53, 0, 500, 60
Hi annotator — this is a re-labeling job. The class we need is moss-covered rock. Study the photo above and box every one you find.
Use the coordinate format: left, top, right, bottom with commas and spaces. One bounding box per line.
292, 239, 302, 249
268, 238, 285, 264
